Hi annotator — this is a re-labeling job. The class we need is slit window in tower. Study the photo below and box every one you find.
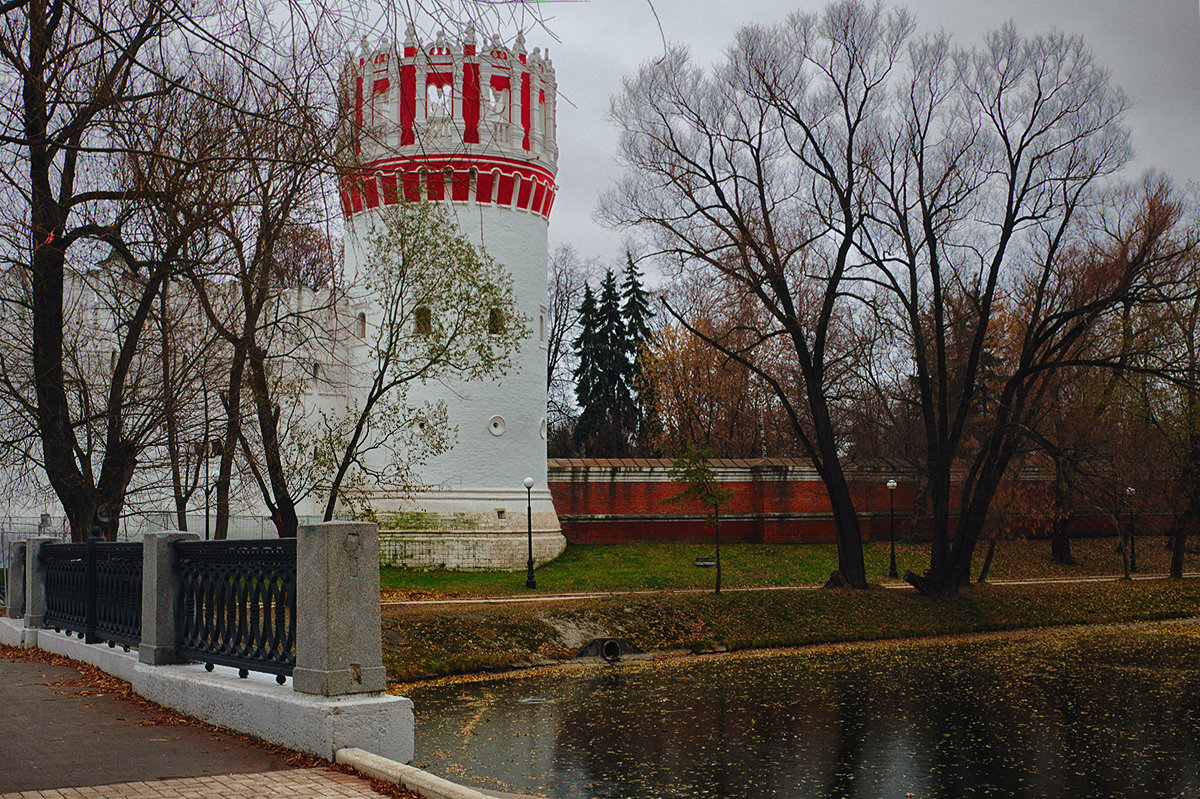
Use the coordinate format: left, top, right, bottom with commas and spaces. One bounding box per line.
415, 305, 432, 335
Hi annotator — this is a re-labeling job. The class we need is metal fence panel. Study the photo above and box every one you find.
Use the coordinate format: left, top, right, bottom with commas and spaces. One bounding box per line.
174, 539, 297, 680
41, 543, 90, 637
41, 540, 143, 648
94, 543, 143, 648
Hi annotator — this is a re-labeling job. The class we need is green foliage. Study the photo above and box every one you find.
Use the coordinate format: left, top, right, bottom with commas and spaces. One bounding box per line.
621, 253, 654, 359
621, 253, 656, 451
573, 271, 633, 454
667, 444, 734, 592
666, 443, 734, 523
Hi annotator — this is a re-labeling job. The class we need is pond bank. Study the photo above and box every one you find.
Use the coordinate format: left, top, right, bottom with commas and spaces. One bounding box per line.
382, 577, 1200, 684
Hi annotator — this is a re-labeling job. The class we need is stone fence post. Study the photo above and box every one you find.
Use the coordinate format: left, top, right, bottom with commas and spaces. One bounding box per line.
23, 536, 57, 629
293, 521, 387, 696
140, 531, 198, 665
6, 540, 26, 619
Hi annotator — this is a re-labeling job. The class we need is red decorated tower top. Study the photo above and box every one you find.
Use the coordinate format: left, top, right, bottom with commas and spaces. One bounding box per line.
340, 26, 558, 220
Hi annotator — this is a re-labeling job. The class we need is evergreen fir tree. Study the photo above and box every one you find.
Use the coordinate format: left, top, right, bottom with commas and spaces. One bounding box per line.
573, 270, 636, 455
620, 253, 655, 453
621, 253, 653, 362
572, 284, 603, 449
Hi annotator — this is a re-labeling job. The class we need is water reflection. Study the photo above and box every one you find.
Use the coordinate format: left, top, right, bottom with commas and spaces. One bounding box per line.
409, 623, 1200, 798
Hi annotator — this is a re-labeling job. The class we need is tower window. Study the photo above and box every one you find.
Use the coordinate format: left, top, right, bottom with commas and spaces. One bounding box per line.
488, 307, 504, 335
311, 362, 320, 379
355, 312, 367, 338
488, 86, 509, 122
415, 305, 432, 335
427, 81, 452, 118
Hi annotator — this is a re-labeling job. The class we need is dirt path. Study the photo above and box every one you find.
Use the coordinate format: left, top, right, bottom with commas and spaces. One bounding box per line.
380, 570, 1200, 612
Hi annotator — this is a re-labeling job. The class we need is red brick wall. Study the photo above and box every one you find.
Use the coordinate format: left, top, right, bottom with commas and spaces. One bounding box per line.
547, 458, 1157, 545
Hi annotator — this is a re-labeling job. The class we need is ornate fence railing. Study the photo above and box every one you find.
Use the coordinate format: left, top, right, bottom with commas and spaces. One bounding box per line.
42, 539, 143, 649
174, 538, 296, 681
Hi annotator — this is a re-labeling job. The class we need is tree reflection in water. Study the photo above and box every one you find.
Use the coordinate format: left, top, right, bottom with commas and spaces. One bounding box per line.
409, 623, 1200, 798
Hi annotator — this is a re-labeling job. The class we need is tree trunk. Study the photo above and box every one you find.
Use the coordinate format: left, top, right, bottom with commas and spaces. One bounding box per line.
822, 467, 866, 589
1051, 457, 1076, 565
713, 506, 722, 595
1172, 490, 1200, 579
1050, 518, 1074, 566
248, 353, 299, 538
910, 457, 1010, 597
160, 285, 189, 531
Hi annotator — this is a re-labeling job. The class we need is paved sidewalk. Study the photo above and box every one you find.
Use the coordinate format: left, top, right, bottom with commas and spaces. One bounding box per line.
0, 655, 390, 799
0, 770, 380, 799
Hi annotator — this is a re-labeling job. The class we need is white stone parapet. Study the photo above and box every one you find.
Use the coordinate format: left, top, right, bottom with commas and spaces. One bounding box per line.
294, 522, 388, 696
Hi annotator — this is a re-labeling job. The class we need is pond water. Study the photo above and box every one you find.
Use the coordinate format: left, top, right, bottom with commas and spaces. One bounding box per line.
407, 622, 1200, 798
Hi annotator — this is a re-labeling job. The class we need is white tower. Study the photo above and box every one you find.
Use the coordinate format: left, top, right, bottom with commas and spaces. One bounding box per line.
339, 27, 565, 569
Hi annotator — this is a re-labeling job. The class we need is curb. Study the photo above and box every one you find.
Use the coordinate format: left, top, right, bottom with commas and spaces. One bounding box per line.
336, 747, 492, 799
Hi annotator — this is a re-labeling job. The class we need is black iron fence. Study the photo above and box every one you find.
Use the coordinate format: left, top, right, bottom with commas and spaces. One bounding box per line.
42, 539, 143, 649
30, 535, 299, 682
175, 539, 296, 682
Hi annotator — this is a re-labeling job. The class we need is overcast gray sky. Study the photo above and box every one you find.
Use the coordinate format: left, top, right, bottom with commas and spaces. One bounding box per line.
532, 0, 1200, 265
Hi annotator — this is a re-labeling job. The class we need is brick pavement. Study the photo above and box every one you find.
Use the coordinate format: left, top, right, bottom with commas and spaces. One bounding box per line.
0, 654, 389, 799
0, 770, 384, 799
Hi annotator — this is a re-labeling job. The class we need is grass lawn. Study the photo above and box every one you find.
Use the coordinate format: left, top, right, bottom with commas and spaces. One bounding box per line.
379, 535, 1193, 597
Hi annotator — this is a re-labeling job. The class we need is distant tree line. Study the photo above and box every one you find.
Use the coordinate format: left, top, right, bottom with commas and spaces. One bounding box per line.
545, 0, 1200, 596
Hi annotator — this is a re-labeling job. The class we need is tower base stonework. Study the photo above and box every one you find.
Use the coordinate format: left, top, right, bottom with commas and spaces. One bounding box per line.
371, 486, 564, 570
378, 531, 566, 570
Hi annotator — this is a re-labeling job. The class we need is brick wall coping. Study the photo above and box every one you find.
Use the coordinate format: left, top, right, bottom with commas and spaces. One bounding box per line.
547, 459, 1052, 484
549, 458, 822, 482
550, 457, 814, 469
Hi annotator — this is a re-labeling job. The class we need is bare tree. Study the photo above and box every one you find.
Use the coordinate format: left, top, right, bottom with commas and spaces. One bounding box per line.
545, 244, 597, 444
605, 0, 914, 588
0, 0, 275, 539
861, 30, 1183, 594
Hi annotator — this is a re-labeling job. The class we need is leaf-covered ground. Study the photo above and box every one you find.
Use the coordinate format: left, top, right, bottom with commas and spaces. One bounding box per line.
382, 578, 1200, 685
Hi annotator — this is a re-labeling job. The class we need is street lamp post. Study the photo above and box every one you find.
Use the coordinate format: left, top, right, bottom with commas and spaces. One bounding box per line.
1126, 485, 1138, 573
524, 477, 537, 589
887, 479, 899, 579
